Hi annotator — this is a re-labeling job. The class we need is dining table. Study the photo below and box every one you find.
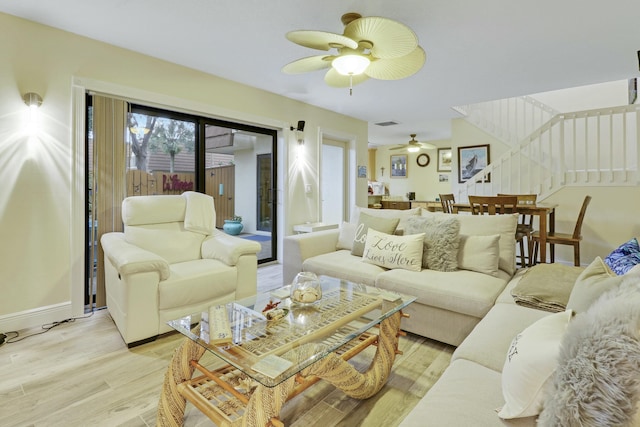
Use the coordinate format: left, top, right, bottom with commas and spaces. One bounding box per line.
452, 202, 558, 266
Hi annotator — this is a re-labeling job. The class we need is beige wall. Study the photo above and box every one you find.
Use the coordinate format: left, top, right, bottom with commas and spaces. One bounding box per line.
373, 141, 452, 201
0, 13, 367, 329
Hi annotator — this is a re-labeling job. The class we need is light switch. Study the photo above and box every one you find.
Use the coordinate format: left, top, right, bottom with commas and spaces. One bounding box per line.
305, 184, 312, 194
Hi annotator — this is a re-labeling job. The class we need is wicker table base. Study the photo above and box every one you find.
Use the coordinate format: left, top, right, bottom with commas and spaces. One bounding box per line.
157, 311, 403, 427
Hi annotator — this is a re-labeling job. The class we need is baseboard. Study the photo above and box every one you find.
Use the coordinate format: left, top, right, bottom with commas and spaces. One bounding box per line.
0, 302, 72, 332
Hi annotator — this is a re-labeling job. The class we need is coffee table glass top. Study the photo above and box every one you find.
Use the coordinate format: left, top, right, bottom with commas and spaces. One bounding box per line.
167, 275, 416, 387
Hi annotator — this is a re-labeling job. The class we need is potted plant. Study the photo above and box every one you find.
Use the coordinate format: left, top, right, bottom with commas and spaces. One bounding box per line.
223, 215, 243, 235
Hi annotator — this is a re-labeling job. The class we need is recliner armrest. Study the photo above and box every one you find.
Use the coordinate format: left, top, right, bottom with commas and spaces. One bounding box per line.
201, 231, 261, 266
100, 232, 170, 280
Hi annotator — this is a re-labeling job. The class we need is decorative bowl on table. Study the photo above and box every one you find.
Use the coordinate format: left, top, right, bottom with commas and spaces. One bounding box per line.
290, 272, 322, 305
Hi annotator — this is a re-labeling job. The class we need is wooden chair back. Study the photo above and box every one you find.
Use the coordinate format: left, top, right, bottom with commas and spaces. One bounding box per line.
572, 195, 592, 239
439, 193, 456, 213
468, 195, 518, 215
497, 193, 537, 225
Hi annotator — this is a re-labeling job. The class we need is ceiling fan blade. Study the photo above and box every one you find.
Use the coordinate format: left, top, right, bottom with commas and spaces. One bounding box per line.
324, 68, 370, 88
419, 142, 437, 150
365, 46, 426, 80
389, 145, 407, 150
286, 30, 358, 51
282, 55, 334, 74
344, 16, 418, 59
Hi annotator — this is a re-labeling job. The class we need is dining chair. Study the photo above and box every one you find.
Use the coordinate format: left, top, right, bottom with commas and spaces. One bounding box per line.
439, 193, 456, 213
530, 195, 592, 267
498, 193, 537, 267
468, 195, 518, 215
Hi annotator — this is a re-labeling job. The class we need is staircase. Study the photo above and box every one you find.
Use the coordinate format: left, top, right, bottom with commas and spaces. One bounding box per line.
454, 97, 640, 201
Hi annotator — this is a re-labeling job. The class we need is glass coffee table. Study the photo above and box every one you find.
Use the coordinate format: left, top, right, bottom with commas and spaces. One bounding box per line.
157, 275, 416, 427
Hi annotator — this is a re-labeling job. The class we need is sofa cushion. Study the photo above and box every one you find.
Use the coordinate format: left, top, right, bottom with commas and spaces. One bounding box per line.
336, 221, 356, 250
362, 229, 424, 272
458, 234, 500, 276
122, 194, 186, 225
399, 359, 537, 427
498, 309, 573, 419
404, 215, 460, 271
452, 303, 551, 372
456, 213, 519, 276
567, 256, 623, 313
349, 206, 421, 231
351, 213, 400, 257
125, 223, 205, 264
302, 250, 385, 286
375, 268, 508, 318
604, 237, 640, 275
159, 259, 237, 310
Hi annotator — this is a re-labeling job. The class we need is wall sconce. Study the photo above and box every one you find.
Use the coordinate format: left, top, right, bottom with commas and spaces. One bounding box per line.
23, 92, 43, 132
290, 120, 305, 145
23, 92, 43, 109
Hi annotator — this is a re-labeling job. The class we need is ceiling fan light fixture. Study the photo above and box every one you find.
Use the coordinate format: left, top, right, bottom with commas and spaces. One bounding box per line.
407, 146, 420, 153
332, 54, 370, 76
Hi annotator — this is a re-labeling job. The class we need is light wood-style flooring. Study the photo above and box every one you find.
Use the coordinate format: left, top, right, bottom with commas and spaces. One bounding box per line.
0, 264, 454, 427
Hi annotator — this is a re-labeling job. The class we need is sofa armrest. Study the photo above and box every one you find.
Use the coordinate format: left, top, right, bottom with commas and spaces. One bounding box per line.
283, 229, 340, 285
201, 230, 261, 266
100, 232, 170, 280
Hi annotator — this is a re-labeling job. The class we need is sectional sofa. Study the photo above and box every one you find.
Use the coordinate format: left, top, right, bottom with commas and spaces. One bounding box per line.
284, 207, 519, 346
284, 208, 640, 425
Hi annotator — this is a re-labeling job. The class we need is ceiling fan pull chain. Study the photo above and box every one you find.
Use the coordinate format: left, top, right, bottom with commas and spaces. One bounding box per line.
349, 75, 353, 96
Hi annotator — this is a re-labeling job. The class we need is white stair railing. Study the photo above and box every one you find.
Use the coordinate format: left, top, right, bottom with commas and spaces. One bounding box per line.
456, 104, 640, 201
453, 95, 560, 146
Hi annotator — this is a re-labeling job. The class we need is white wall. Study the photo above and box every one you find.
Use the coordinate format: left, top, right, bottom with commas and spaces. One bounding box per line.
0, 13, 367, 331
530, 80, 630, 113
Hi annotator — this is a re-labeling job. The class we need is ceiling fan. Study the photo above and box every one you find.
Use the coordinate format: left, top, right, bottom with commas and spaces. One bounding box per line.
390, 134, 436, 152
282, 12, 426, 94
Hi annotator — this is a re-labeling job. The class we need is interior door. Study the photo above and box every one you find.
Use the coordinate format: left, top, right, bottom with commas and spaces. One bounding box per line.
321, 140, 347, 225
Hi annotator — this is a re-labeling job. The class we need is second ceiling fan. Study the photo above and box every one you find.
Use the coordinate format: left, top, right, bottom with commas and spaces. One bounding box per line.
390, 134, 435, 152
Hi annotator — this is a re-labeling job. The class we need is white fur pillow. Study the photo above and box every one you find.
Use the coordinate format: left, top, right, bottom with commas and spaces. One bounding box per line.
538, 280, 640, 427
361, 229, 424, 272
498, 309, 573, 419
457, 234, 500, 276
403, 215, 460, 272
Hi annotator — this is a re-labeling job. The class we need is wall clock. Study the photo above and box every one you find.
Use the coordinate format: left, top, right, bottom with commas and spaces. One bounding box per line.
416, 153, 430, 167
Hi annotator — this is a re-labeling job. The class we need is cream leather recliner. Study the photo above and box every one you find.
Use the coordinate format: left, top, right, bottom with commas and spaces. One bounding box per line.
100, 192, 261, 346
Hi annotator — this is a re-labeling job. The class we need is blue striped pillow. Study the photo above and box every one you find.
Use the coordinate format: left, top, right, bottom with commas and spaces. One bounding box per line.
604, 238, 640, 275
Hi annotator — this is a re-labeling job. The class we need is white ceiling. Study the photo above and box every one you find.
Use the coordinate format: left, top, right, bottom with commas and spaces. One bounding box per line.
2, 0, 639, 146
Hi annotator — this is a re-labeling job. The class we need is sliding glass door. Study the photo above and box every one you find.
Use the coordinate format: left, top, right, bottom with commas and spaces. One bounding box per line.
201, 120, 277, 264
86, 100, 277, 310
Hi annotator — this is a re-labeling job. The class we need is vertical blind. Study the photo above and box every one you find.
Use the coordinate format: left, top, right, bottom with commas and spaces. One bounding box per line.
91, 95, 127, 308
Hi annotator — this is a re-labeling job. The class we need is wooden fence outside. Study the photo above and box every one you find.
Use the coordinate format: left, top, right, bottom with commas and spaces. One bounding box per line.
126, 166, 235, 228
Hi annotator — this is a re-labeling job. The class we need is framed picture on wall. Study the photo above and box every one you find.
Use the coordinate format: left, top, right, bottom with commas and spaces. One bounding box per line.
357, 165, 367, 178
390, 154, 408, 178
437, 148, 452, 172
458, 144, 490, 183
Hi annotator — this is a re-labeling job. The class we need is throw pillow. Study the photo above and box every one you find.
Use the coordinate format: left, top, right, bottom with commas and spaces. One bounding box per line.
538, 280, 640, 427
349, 206, 421, 231
403, 215, 460, 271
457, 234, 500, 276
351, 213, 400, 257
336, 222, 356, 250
498, 309, 574, 419
604, 238, 640, 275
566, 256, 624, 313
361, 229, 425, 272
